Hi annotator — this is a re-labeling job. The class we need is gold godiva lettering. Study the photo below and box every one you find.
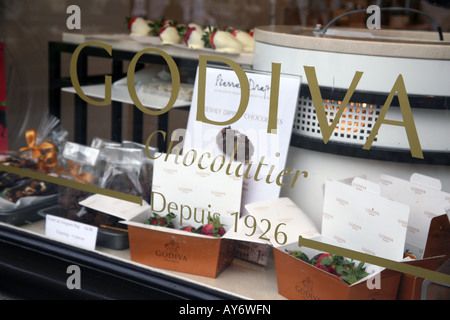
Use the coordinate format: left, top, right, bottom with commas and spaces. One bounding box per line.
70, 41, 112, 106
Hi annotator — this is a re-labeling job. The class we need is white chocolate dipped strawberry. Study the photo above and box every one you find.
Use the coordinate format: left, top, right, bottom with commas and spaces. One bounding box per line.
158, 25, 181, 44
188, 23, 203, 32
128, 17, 152, 36
183, 27, 205, 49
231, 29, 255, 52
203, 28, 243, 53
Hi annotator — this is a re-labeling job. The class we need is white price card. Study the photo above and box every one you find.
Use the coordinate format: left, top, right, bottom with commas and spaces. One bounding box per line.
45, 214, 98, 250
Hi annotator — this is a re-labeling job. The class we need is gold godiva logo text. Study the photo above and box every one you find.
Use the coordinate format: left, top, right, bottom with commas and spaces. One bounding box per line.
70, 41, 423, 160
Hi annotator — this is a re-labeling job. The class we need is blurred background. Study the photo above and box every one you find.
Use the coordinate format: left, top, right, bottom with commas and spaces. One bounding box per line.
0, 0, 449, 151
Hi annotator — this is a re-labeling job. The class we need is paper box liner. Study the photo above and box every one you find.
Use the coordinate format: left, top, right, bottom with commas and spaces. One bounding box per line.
126, 223, 235, 278
273, 246, 402, 300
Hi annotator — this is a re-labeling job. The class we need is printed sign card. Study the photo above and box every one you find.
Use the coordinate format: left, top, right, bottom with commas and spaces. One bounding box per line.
322, 177, 410, 262
379, 173, 450, 259
45, 214, 98, 250
183, 66, 301, 216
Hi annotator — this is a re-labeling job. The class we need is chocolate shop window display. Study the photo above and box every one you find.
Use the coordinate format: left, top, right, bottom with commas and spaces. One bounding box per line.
2, 4, 449, 300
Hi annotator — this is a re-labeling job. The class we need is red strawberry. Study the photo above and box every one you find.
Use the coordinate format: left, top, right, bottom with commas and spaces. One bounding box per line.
198, 216, 226, 237
201, 223, 214, 236
314, 253, 331, 264
327, 265, 338, 275
146, 212, 175, 228
314, 263, 330, 272
288, 250, 369, 285
217, 227, 226, 237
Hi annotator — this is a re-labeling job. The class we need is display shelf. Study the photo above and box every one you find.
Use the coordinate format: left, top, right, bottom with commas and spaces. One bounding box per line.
61, 84, 191, 110
0, 220, 284, 300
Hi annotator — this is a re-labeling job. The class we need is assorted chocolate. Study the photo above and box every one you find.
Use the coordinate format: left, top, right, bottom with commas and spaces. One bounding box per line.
0, 154, 58, 203
2, 179, 57, 203
56, 141, 151, 233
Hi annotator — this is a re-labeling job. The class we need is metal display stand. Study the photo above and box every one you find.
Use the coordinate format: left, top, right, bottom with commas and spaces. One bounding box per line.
48, 40, 199, 151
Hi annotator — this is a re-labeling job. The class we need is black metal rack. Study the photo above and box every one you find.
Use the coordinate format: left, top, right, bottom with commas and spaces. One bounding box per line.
48, 41, 198, 151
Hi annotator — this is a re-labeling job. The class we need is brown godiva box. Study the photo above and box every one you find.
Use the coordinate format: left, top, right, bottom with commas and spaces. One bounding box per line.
273, 244, 402, 300
125, 217, 235, 278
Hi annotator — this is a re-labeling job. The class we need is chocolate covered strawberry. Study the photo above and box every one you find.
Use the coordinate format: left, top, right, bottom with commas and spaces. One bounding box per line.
127, 17, 152, 36
202, 27, 243, 53
148, 16, 175, 36
159, 25, 181, 44
127, 17, 138, 31
183, 27, 205, 49
230, 29, 255, 52
188, 23, 203, 32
